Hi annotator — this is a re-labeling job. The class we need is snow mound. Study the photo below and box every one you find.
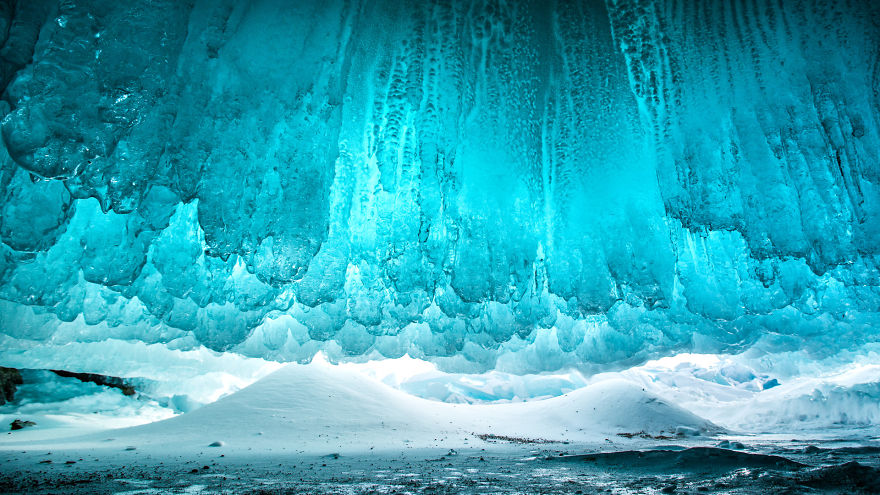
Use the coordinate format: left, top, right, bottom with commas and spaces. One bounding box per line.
1, 361, 717, 455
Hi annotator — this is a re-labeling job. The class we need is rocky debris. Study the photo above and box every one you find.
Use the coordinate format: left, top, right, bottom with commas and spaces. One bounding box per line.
0, 445, 878, 494
10, 419, 35, 430
799, 461, 880, 492
475, 433, 556, 444
552, 447, 806, 471
0, 367, 23, 405
50, 370, 136, 396
617, 431, 674, 440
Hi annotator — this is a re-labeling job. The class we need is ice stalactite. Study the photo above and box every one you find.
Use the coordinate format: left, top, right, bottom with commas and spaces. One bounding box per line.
0, 0, 878, 374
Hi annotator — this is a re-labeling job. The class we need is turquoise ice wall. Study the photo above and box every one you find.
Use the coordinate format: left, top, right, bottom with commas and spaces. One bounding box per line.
1, 0, 879, 372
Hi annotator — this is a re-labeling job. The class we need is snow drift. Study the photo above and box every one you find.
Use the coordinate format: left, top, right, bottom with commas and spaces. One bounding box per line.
0, 359, 718, 455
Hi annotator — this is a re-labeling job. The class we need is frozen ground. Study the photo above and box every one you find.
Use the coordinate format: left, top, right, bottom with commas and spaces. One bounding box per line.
1, 360, 879, 493
2, 443, 880, 494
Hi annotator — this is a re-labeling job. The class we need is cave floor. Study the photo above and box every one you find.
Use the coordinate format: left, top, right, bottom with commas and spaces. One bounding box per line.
2, 440, 879, 494
2, 362, 880, 493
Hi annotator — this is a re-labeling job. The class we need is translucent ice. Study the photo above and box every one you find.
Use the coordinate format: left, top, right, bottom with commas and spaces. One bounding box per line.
0, 0, 878, 374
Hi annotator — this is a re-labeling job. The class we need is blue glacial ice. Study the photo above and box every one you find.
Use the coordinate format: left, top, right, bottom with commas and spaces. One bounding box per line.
0, 0, 879, 376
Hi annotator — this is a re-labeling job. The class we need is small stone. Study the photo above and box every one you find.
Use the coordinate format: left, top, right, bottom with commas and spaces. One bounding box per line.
209, 441, 224, 447
10, 419, 36, 430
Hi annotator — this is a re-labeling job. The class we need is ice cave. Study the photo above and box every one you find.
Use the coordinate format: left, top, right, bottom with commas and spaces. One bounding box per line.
0, 0, 879, 492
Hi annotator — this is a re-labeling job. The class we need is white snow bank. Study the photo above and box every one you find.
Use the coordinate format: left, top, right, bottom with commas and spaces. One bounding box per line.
613, 351, 880, 434
0, 358, 716, 455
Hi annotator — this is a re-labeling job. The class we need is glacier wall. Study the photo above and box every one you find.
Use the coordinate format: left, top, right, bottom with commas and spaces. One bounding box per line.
1, 0, 879, 373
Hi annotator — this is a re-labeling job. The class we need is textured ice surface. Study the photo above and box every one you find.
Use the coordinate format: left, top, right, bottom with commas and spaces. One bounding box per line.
0, 0, 879, 373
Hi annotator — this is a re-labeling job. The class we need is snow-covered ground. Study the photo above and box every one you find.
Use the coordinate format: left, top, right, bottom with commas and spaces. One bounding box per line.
0, 358, 717, 456
344, 350, 880, 437
3, 349, 879, 449
1, 357, 879, 494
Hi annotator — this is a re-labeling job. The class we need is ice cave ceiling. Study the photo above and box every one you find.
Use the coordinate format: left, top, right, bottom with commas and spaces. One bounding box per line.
0, 0, 878, 373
